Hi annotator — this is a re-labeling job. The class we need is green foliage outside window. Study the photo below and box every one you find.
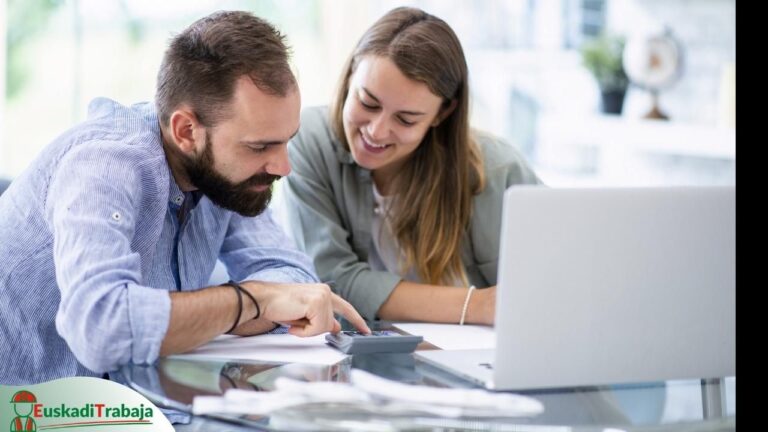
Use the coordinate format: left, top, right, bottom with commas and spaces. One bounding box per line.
6, 0, 66, 100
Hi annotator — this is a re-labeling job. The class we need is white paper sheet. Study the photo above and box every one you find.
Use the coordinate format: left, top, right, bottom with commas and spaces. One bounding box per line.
393, 323, 496, 350
170, 333, 348, 365
193, 370, 544, 418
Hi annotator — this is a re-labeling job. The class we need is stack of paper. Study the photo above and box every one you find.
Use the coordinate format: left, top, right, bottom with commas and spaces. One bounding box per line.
170, 333, 348, 365
193, 369, 543, 419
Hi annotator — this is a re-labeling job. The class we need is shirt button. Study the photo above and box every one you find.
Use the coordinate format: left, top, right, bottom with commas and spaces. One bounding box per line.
174, 196, 183, 205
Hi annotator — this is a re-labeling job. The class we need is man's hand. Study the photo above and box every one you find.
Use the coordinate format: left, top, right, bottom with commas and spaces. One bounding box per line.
160, 281, 370, 357
241, 282, 371, 337
229, 318, 280, 336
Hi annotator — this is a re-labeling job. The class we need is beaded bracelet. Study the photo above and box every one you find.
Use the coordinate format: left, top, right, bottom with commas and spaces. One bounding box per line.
459, 285, 476, 325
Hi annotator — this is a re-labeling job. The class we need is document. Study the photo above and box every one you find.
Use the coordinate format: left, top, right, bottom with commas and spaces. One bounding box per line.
193, 369, 543, 418
170, 333, 348, 365
393, 323, 495, 350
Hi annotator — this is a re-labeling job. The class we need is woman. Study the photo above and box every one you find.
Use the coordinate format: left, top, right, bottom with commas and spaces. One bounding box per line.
284, 7, 541, 325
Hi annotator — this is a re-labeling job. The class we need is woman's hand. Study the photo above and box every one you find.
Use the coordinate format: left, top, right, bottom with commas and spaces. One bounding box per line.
469, 285, 496, 325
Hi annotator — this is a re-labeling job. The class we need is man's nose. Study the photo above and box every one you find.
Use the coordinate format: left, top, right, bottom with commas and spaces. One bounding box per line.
264, 144, 291, 177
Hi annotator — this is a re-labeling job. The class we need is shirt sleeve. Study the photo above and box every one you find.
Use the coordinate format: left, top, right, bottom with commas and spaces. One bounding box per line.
46, 143, 171, 374
283, 108, 401, 320
470, 134, 545, 285
218, 207, 320, 285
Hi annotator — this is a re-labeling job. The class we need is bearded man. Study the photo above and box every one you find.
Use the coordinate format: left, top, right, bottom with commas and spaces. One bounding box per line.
0, 10, 369, 385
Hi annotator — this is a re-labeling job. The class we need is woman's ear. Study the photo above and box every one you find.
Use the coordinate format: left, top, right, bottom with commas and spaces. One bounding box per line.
431, 99, 458, 127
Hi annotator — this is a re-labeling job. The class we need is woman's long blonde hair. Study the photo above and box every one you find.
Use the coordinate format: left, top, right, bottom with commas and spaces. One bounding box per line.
331, 7, 485, 286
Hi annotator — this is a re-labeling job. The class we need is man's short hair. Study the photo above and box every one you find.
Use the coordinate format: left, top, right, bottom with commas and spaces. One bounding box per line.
156, 10, 296, 127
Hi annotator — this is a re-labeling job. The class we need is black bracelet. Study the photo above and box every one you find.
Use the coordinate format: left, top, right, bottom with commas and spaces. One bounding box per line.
225, 282, 243, 334
227, 280, 261, 320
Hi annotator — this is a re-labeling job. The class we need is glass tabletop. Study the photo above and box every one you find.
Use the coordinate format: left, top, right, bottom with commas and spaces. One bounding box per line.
116, 324, 735, 431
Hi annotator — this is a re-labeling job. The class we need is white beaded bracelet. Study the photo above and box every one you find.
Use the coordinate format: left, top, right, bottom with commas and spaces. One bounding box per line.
459, 285, 476, 325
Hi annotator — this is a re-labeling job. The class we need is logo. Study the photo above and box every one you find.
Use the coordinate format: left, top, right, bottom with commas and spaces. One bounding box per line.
9, 390, 36, 432
1, 378, 173, 431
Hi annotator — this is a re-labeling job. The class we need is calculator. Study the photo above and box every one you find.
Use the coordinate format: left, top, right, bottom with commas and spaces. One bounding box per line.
325, 330, 423, 354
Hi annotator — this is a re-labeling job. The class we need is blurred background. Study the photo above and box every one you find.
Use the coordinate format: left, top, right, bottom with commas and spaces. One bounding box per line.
0, 0, 735, 187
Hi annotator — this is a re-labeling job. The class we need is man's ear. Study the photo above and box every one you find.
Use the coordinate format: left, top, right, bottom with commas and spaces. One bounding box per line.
431, 99, 458, 127
168, 108, 202, 155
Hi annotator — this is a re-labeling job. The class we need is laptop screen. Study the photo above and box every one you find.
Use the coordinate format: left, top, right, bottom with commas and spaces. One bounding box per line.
492, 186, 735, 390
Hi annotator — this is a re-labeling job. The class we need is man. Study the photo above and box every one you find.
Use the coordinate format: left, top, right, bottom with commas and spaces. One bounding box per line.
0, 11, 369, 385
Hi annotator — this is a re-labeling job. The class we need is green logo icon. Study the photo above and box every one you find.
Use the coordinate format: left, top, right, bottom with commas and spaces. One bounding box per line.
9, 390, 36, 432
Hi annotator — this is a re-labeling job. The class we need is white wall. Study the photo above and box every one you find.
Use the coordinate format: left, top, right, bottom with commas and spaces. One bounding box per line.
1, 0, 7, 177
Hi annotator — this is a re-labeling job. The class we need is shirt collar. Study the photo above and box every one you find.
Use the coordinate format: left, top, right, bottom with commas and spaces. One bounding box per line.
329, 130, 372, 181
168, 174, 186, 207
329, 127, 356, 165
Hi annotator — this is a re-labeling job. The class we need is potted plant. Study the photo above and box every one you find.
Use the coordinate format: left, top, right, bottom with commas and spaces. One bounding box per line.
580, 34, 630, 115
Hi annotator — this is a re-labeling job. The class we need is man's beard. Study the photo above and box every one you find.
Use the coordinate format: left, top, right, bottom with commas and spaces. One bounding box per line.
183, 131, 280, 217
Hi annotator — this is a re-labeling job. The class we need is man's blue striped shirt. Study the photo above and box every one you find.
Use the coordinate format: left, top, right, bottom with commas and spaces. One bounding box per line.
0, 98, 318, 384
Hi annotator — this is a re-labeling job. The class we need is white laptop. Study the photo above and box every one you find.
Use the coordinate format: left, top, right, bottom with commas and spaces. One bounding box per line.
417, 186, 735, 390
